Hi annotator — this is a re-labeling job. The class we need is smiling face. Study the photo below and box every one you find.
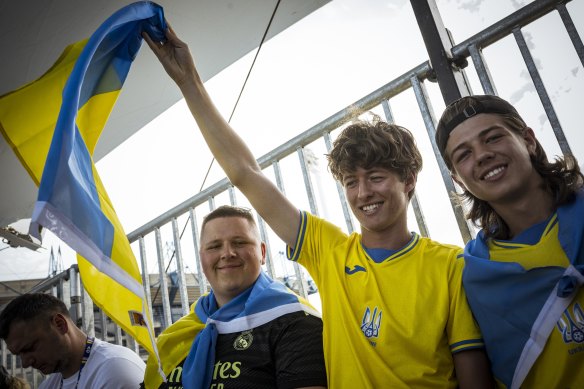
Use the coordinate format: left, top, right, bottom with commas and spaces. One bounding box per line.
445, 113, 542, 207
343, 166, 414, 244
5, 315, 69, 376
200, 216, 266, 306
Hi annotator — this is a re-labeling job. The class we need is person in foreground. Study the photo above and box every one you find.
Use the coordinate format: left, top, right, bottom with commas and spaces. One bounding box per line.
436, 94, 584, 388
0, 293, 145, 389
144, 25, 494, 388
142, 205, 327, 389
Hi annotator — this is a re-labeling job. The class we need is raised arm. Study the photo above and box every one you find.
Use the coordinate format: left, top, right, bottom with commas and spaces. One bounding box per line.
143, 26, 300, 247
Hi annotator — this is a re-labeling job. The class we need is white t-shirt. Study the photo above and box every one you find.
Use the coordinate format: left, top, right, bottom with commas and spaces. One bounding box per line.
39, 338, 145, 389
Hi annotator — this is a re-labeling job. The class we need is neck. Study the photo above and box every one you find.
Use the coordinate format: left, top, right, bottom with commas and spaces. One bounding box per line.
492, 187, 555, 239
361, 225, 412, 250
61, 331, 89, 379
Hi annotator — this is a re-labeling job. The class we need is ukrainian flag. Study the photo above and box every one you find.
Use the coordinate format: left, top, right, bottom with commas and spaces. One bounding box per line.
0, 1, 166, 378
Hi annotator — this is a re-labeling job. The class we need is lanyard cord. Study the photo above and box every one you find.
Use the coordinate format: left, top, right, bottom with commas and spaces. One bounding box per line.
60, 337, 95, 389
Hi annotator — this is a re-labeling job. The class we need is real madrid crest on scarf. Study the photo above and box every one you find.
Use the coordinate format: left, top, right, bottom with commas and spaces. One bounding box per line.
234, 330, 253, 350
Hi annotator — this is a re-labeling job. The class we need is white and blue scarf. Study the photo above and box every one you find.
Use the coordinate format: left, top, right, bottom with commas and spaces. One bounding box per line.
181, 271, 320, 389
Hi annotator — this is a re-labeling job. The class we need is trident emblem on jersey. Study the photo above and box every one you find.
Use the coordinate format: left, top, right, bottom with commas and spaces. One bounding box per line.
361, 306, 382, 339
557, 303, 584, 343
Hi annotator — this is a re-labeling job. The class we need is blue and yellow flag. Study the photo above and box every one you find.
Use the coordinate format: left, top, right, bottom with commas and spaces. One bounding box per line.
0, 0, 166, 378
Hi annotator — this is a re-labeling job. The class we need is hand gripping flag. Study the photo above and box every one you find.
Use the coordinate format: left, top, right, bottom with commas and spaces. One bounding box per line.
0, 1, 167, 379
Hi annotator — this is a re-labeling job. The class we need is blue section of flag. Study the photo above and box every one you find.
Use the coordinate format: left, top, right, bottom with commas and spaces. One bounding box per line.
31, 1, 166, 259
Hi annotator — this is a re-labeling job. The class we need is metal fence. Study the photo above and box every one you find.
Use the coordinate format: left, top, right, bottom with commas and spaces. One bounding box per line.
2, 0, 581, 386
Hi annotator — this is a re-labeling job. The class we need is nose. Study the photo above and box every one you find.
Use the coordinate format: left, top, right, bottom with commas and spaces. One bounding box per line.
220, 244, 236, 259
476, 145, 495, 166
357, 180, 372, 199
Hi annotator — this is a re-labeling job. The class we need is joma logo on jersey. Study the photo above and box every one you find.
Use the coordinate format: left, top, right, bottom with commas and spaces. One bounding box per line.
345, 265, 366, 275
361, 306, 382, 341
557, 302, 584, 344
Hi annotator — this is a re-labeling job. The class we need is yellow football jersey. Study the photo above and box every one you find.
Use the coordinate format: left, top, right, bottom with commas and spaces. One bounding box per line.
287, 212, 483, 388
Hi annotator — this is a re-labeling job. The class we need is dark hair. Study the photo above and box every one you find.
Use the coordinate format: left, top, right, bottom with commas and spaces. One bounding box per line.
327, 117, 423, 199
0, 293, 69, 339
437, 95, 583, 239
201, 205, 259, 238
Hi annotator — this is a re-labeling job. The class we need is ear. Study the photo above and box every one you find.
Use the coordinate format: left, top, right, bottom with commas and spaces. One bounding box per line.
522, 127, 537, 155
404, 173, 417, 194
451, 173, 467, 192
260, 242, 267, 266
52, 313, 70, 335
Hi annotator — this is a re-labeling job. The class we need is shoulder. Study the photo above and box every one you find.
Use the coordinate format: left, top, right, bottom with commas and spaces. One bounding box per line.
89, 339, 145, 369
418, 236, 463, 260
84, 340, 145, 388
303, 211, 347, 238
258, 311, 322, 337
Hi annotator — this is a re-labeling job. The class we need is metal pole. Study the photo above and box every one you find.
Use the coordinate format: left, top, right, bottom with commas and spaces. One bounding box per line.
155, 228, 172, 329
468, 44, 498, 95
171, 218, 190, 316
69, 266, 82, 327
139, 237, 154, 323
257, 216, 276, 278
556, 3, 584, 67
410, 75, 473, 242
410, 0, 468, 104
189, 208, 208, 297
513, 27, 572, 156
381, 98, 430, 237
322, 132, 355, 234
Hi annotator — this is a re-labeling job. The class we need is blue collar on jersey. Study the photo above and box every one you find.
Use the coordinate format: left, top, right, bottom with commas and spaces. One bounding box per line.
363, 232, 418, 263
462, 190, 584, 387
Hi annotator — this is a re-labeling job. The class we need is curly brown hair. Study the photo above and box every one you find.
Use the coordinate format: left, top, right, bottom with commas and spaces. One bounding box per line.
327, 118, 423, 199
437, 95, 583, 239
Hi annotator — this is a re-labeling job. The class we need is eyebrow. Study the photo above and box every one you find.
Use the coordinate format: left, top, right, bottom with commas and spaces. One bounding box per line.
449, 125, 502, 156
204, 236, 250, 245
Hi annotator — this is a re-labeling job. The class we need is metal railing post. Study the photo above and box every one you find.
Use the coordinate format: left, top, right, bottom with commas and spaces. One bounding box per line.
410, 0, 470, 104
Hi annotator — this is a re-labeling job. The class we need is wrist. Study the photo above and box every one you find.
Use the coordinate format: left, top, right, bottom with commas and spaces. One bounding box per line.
178, 75, 206, 99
